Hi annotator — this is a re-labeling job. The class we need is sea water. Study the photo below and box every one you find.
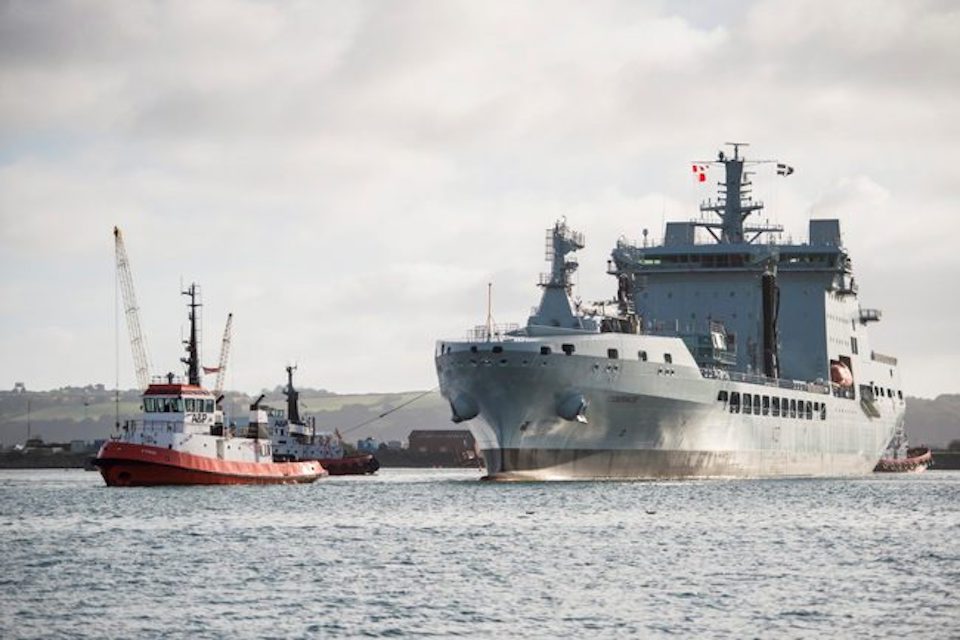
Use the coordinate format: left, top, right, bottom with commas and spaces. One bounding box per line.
0, 469, 957, 639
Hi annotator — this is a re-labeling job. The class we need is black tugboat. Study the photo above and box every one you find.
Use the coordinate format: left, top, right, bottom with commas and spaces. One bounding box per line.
268, 366, 380, 475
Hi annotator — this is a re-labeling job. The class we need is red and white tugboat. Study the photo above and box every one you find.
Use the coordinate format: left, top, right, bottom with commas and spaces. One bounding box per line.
873, 424, 933, 473
94, 285, 326, 486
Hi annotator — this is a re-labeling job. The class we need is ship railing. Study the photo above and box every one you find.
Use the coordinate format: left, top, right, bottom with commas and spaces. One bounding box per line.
701, 368, 831, 394
150, 374, 187, 385
465, 324, 521, 342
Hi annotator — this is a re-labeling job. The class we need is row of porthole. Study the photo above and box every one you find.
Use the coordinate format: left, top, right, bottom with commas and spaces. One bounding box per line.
718, 390, 828, 421
464, 343, 675, 365
460, 359, 548, 367
593, 363, 621, 373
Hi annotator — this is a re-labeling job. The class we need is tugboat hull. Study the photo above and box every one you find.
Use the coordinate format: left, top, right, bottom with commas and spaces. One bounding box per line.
317, 454, 380, 476
94, 442, 326, 486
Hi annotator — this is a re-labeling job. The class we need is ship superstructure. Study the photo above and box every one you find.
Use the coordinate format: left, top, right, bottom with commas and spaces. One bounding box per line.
435, 144, 905, 479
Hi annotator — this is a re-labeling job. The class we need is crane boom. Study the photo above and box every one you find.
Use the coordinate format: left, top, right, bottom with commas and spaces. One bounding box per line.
113, 226, 152, 390
214, 313, 233, 395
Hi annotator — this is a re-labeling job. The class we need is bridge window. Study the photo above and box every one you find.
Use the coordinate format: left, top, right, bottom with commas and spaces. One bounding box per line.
805, 402, 813, 420
664, 353, 673, 364
753, 394, 761, 415
821, 405, 827, 420
607, 348, 619, 359
851, 337, 858, 354
772, 397, 780, 417
638, 350, 648, 361
717, 390, 728, 403
743, 394, 752, 414
762, 396, 770, 416
562, 344, 575, 355
790, 399, 797, 418
730, 392, 740, 414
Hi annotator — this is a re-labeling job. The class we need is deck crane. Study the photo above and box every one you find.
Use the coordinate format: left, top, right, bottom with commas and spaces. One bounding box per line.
113, 226, 152, 390
204, 312, 233, 396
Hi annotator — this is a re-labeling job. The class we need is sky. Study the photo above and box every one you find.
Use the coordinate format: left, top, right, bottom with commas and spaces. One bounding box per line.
1, 0, 958, 397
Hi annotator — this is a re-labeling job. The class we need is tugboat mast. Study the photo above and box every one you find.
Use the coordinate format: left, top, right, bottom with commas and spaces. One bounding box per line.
284, 365, 301, 425
181, 284, 202, 386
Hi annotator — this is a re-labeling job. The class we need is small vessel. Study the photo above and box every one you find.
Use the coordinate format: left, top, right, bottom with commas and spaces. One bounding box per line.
268, 366, 380, 475
436, 143, 905, 480
94, 285, 326, 486
874, 425, 932, 473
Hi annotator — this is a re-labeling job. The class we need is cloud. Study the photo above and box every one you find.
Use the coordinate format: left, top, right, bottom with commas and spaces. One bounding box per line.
0, 0, 958, 396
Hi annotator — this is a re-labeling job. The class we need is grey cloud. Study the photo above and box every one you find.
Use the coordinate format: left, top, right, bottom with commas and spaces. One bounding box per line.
0, 1, 958, 395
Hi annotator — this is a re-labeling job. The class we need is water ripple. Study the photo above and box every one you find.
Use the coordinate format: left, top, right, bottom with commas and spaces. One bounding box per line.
0, 469, 958, 638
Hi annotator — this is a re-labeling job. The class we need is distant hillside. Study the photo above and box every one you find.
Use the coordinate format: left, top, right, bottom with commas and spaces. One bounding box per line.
0, 386, 452, 447
904, 394, 960, 448
2, 387, 958, 449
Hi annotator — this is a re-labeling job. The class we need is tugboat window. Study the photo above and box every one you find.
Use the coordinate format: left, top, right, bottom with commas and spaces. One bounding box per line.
562, 344, 575, 355
664, 353, 673, 364
717, 390, 728, 403
638, 350, 648, 361
540, 346, 551, 355
607, 348, 619, 359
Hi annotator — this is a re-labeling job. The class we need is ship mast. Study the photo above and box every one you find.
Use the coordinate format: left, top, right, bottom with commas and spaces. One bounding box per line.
541, 218, 584, 292
180, 284, 202, 386
694, 143, 784, 244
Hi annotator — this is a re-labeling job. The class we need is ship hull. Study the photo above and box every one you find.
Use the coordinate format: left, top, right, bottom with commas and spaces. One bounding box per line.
94, 442, 326, 486
437, 337, 904, 480
482, 447, 879, 480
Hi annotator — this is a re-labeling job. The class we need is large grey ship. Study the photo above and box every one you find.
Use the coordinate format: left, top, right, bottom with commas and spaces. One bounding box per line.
435, 143, 905, 479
